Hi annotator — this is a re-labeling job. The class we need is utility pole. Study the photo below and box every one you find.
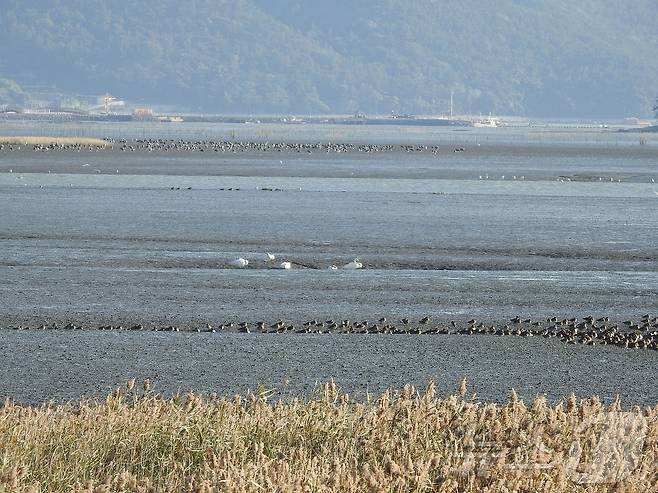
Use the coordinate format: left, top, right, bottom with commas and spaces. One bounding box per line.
102, 94, 116, 114
450, 91, 454, 119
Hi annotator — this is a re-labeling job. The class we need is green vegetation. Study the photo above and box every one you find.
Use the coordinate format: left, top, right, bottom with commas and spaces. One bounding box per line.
1, 381, 656, 492
0, 79, 27, 107
1, 1, 657, 117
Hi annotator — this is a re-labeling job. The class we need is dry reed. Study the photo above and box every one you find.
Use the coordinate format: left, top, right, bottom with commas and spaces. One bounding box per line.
0, 136, 108, 146
0, 380, 656, 492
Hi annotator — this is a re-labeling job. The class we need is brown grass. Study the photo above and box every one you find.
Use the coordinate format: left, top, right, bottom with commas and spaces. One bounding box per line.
0, 380, 656, 492
0, 136, 109, 146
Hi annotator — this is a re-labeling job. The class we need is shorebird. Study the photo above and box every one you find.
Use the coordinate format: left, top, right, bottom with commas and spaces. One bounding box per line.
343, 258, 363, 269
230, 257, 249, 268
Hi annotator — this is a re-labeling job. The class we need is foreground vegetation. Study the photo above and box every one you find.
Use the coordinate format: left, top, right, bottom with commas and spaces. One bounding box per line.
1, 381, 656, 492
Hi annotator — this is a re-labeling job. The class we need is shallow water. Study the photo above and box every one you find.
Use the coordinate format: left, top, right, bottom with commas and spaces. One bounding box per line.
1, 126, 657, 404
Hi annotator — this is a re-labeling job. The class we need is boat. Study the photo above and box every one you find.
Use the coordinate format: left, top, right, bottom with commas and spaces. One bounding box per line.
473, 114, 501, 128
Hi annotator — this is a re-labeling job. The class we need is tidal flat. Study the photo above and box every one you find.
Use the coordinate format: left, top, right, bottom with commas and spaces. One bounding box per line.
1, 124, 657, 405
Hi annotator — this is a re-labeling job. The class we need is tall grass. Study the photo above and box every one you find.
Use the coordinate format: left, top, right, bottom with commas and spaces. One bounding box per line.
0, 380, 656, 492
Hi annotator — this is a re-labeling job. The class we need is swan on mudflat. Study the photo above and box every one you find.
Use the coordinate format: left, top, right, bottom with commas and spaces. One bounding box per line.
230, 257, 249, 268
342, 258, 363, 269
279, 261, 292, 270
265, 252, 276, 261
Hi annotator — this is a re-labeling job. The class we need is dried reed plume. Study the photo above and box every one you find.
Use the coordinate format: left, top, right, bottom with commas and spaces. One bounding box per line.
0, 380, 656, 492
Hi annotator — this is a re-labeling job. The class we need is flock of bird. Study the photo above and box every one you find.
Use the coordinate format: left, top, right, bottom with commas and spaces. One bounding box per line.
0, 142, 107, 152
226, 254, 361, 271
4, 140, 655, 185
3, 141, 656, 351
5, 315, 657, 351
0, 139, 447, 155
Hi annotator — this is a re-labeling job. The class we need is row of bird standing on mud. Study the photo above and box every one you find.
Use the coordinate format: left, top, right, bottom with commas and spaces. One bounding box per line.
229, 253, 362, 270
5, 315, 657, 351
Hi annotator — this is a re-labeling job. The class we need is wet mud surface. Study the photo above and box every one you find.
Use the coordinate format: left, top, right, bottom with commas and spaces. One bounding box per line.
2, 331, 657, 406
1, 130, 657, 403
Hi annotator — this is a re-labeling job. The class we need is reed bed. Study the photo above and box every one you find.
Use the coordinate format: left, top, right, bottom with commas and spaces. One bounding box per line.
1, 380, 656, 493
0, 136, 108, 146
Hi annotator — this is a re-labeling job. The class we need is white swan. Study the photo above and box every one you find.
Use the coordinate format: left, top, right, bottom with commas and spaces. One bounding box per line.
265, 252, 276, 261
278, 261, 292, 270
230, 257, 249, 268
342, 258, 363, 269
328, 265, 338, 270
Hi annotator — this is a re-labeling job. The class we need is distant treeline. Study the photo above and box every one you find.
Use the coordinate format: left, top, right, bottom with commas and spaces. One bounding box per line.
1, 0, 658, 118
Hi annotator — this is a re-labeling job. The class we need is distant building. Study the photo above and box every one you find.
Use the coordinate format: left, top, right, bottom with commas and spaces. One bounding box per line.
133, 108, 154, 120
0, 106, 21, 114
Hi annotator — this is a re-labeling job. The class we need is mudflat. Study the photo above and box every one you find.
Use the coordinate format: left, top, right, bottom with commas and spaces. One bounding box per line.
1, 125, 657, 404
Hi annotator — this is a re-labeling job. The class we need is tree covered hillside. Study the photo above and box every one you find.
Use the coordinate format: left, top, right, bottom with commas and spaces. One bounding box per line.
1, 0, 657, 117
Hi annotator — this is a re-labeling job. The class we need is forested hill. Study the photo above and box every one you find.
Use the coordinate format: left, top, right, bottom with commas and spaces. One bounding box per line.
1, 0, 657, 118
